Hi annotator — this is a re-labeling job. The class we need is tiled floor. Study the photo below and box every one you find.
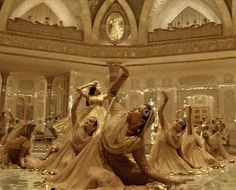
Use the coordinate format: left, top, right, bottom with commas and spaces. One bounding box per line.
178, 164, 236, 190
0, 164, 236, 190
0, 169, 44, 190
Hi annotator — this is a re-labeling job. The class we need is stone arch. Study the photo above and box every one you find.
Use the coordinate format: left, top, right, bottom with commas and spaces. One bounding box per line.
10, 0, 78, 27
77, 0, 92, 43
224, 89, 236, 123
138, 0, 153, 43
231, 0, 236, 34
149, 0, 221, 31
92, 0, 137, 44
213, 0, 234, 35
0, 0, 15, 30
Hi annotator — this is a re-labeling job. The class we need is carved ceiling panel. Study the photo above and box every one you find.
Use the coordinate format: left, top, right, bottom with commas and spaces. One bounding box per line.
88, 0, 105, 24
21, 3, 59, 25
224, 0, 233, 16
126, 0, 144, 25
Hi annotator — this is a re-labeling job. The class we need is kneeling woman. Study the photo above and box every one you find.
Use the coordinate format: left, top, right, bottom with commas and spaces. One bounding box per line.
36, 93, 98, 172
150, 91, 192, 175
47, 64, 191, 190
181, 106, 217, 168
206, 120, 234, 161
0, 122, 36, 168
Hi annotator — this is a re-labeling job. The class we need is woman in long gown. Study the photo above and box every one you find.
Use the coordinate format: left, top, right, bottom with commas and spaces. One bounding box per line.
47, 64, 191, 190
35, 93, 98, 172
206, 119, 234, 160
149, 91, 192, 175
181, 106, 217, 168
52, 80, 107, 146
0, 122, 36, 168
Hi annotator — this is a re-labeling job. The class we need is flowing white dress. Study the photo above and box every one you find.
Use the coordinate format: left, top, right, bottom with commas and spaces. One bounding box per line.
35, 122, 93, 172
47, 101, 161, 190
150, 124, 192, 175
52, 95, 107, 148
181, 133, 217, 168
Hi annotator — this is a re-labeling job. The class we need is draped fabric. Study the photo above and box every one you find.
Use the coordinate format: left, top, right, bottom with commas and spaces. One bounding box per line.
206, 132, 234, 160
150, 123, 192, 175
102, 101, 142, 155
36, 123, 93, 172
0, 124, 31, 166
47, 100, 150, 190
181, 133, 217, 168
52, 95, 107, 148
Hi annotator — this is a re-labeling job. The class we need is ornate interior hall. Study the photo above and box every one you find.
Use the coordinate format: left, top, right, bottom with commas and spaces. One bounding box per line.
0, 0, 236, 189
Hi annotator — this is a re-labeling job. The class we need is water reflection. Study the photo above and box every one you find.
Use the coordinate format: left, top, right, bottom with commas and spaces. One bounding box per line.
179, 164, 236, 190
0, 169, 43, 190
0, 164, 236, 190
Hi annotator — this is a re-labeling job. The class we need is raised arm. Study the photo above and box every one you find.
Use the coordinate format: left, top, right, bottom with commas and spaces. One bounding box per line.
107, 64, 129, 103
6, 111, 15, 124
186, 105, 193, 135
176, 110, 183, 119
132, 147, 189, 185
74, 81, 97, 99
71, 94, 83, 126
158, 91, 168, 130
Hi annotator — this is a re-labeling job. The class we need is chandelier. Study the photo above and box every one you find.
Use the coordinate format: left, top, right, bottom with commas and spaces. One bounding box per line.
88, 0, 98, 7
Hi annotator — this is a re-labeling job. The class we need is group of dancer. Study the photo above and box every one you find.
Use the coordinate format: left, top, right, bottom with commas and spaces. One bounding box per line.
0, 64, 235, 190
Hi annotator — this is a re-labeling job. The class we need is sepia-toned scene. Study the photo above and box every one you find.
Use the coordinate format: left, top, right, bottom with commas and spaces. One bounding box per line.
0, 0, 236, 190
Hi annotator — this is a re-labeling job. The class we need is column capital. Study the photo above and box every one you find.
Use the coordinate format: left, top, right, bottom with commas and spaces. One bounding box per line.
107, 62, 121, 84
45, 75, 55, 89
1, 72, 9, 82
45, 75, 55, 82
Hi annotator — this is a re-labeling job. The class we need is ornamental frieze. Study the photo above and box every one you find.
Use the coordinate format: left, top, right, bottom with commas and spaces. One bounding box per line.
0, 32, 235, 58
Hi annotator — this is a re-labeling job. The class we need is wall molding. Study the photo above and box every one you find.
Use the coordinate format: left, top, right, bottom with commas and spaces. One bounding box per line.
0, 31, 235, 59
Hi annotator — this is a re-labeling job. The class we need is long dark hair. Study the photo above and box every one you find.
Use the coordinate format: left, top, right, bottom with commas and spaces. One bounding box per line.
86, 84, 101, 106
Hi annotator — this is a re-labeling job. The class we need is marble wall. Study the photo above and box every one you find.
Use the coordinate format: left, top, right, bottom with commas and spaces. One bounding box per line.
122, 59, 236, 132
4, 73, 46, 127
1, 58, 236, 145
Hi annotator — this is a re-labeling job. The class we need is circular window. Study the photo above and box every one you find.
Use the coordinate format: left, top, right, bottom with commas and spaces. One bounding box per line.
105, 12, 125, 43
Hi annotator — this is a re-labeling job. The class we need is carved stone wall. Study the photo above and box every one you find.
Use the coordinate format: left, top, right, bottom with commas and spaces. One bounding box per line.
149, 23, 222, 42
179, 75, 215, 86
0, 0, 4, 10
224, 89, 236, 123
224, 0, 233, 15
7, 19, 83, 41
126, 0, 144, 24
88, 0, 105, 23
5, 74, 46, 125
0, 32, 235, 58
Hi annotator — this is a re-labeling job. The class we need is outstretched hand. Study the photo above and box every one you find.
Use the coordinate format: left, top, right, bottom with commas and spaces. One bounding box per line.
187, 105, 192, 113
160, 90, 168, 102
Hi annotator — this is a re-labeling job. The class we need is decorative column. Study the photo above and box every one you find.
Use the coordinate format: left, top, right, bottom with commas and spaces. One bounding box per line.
107, 62, 120, 86
45, 75, 54, 118
107, 62, 128, 108
218, 74, 236, 128
62, 73, 70, 117
232, 0, 236, 34
0, 72, 9, 113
